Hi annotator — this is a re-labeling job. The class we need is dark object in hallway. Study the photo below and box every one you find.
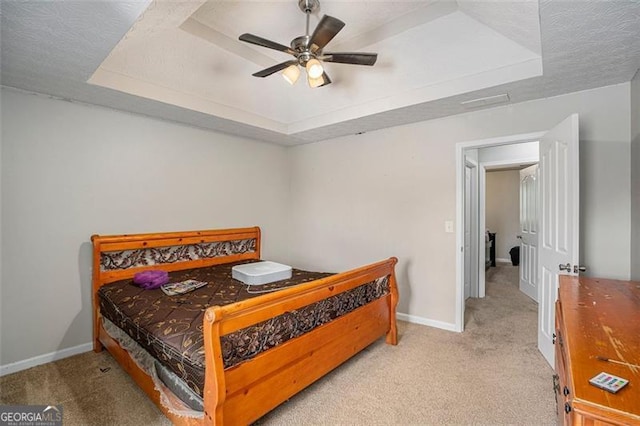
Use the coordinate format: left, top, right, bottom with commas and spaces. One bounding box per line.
489, 233, 496, 267
509, 246, 520, 266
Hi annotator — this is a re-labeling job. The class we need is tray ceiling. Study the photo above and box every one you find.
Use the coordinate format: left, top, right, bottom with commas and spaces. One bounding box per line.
88, 0, 542, 135
2, 1, 639, 145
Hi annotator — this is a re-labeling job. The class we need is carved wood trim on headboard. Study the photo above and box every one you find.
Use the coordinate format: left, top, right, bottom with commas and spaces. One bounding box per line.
91, 227, 261, 284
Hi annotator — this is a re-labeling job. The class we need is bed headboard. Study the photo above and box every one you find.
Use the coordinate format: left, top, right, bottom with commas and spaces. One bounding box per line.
91, 226, 261, 285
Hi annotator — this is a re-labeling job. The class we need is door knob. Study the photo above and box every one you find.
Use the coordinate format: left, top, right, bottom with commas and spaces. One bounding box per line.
516, 235, 522, 239
573, 265, 587, 273
559, 263, 571, 271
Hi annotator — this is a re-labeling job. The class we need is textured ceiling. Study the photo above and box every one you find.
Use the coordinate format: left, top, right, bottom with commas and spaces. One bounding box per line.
1, 1, 640, 145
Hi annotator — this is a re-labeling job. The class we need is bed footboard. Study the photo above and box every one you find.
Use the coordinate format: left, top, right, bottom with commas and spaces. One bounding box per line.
202, 257, 399, 425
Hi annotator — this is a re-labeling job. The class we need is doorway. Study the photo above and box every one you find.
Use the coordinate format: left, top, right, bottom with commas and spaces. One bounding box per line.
483, 160, 538, 300
455, 132, 544, 331
455, 115, 581, 367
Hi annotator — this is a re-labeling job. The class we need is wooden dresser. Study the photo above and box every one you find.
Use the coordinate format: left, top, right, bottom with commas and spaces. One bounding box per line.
555, 275, 640, 425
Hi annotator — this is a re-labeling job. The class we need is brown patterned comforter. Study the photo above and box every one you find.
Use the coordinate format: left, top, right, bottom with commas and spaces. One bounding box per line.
98, 260, 389, 398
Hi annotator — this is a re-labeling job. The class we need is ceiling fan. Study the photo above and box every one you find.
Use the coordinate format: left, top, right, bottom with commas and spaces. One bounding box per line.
238, 0, 377, 88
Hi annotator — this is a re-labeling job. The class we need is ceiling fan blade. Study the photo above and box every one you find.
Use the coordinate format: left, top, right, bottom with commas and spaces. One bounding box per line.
239, 33, 295, 55
252, 60, 298, 78
321, 52, 378, 66
308, 15, 345, 52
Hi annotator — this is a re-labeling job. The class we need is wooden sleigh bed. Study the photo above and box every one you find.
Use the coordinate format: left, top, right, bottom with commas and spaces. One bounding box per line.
91, 226, 399, 425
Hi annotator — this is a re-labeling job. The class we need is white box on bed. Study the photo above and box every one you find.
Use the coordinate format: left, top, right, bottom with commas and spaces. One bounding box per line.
232, 261, 292, 285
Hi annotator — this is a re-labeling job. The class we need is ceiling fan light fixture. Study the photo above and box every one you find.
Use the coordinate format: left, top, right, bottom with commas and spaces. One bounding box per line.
282, 65, 300, 85
308, 73, 329, 88
306, 58, 324, 79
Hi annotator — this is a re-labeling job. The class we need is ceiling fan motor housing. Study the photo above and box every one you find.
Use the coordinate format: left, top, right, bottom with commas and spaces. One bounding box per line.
298, 0, 320, 14
291, 36, 317, 66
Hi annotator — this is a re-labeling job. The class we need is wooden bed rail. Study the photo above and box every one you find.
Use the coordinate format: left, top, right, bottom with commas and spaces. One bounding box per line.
91, 227, 261, 245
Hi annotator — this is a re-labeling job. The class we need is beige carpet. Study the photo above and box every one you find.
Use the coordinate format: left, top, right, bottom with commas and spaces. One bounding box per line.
1, 264, 556, 425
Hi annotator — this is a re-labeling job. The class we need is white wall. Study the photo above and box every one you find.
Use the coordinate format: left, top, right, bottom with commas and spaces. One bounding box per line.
485, 171, 520, 261
2, 81, 635, 369
0, 89, 291, 367
631, 69, 640, 280
289, 83, 632, 327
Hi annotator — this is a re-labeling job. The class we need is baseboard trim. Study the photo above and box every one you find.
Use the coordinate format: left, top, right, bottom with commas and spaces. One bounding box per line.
0, 342, 93, 377
397, 313, 458, 332
496, 258, 511, 264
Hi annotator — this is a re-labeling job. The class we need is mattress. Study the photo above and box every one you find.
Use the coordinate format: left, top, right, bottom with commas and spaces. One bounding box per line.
98, 260, 390, 398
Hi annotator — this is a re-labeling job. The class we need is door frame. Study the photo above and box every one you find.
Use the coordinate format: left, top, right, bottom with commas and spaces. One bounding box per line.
455, 131, 544, 332
464, 158, 479, 298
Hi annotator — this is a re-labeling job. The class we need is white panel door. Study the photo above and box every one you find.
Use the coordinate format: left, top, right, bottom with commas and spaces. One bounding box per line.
538, 114, 580, 367
519, 164, 539, 301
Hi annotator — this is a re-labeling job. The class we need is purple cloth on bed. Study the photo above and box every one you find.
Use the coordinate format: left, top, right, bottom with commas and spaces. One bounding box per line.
133, 270, 169, 289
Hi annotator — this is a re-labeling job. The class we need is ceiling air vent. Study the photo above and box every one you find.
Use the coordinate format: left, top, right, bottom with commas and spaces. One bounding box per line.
461, 93, 510, 109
